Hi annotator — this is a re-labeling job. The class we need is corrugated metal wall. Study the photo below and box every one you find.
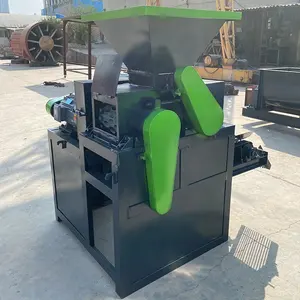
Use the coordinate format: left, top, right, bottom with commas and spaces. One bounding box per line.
101, 0, 299, 11
236, 5, 300, 67
101, 0, 217, 11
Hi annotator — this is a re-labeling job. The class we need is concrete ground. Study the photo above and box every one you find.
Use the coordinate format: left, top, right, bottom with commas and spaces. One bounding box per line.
0, 60, 300, 300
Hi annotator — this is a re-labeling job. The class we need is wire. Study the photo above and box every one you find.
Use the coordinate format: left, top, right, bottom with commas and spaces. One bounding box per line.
233, 0, 247, 10
204, 66, 221, 74
173, 0, 216, 7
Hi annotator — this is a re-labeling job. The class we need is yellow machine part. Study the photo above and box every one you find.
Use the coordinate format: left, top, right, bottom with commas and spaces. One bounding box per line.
195, 66, 254, 84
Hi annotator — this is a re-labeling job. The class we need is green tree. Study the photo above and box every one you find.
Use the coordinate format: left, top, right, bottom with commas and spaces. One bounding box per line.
65, 3, 97, 45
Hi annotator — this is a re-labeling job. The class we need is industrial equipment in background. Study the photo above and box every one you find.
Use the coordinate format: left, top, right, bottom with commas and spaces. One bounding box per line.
46, 7, 269, 298
146, 0, 160, 5
0, 27, 15, 58
235, 4, 300, 68
195, 0, 256, 84
10, 21, 63, 66
243, 67, 300, 129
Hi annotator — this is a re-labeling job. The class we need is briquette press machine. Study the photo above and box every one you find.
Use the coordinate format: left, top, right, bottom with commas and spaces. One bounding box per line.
46, 7, 269, 298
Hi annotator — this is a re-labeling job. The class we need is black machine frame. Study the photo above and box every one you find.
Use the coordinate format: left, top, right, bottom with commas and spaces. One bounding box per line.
48, 124, 236, 298
62, 16, 94, 80
48, 73, 269, 298
243, 67, 300, 128
47, 7, 270, 296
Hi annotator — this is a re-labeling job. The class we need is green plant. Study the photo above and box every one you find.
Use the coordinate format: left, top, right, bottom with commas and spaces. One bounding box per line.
43, 16, 62, 25
65, 3, 97, 45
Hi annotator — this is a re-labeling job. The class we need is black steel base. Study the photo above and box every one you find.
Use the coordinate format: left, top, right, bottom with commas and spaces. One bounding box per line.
243, 107, 300, 129
56, 208, 227, 298
48, 126, 235, 298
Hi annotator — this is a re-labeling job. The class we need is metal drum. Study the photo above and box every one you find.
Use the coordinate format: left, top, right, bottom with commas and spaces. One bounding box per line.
10, 21, 63, 64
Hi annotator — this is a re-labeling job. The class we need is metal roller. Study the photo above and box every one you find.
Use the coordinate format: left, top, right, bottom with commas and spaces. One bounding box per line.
203, 54, 222, 67
10, 21, 63, 64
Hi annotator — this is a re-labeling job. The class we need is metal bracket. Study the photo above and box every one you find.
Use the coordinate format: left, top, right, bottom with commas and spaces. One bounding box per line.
233, 139, 270, 176
235, 131, 252, 141
259, 146, 272, 170
75, 109, 86, 117
57, 140, 67, 149
105, 171, 118, 184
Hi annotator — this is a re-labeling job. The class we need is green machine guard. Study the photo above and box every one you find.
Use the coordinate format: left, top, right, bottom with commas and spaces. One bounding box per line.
175, 66, 224, 136
143, 109, 181, 215
143, 66, 224, 215
46, 96, 65, 115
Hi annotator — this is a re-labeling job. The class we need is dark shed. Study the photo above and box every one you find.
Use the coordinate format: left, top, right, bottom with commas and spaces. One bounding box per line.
236, 4, 300, 67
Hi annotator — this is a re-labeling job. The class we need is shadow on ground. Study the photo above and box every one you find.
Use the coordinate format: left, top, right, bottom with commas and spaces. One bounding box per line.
0, 132, 117, 299
0, 138, 51, 200
26, 82, 74, 98
0, 190, 279, 300
244, 120, 300, 157
0, 133, 279, 299
135, 225, 278, 300
0, 197, 117, 300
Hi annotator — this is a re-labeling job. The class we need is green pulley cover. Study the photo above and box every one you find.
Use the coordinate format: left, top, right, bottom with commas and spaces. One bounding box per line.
143, 109, 181, 215
175, 66, 224, 136
46, 96, 65, 115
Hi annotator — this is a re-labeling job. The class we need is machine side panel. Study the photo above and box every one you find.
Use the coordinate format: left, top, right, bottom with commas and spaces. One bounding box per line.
181, 136, 228, 186
92, 53, 122, 96
115, 133, 230, 291
259, 68, 300, 112
48, 130, 60, 223
117, 171, 226, 288
49, 130, 88, 240
205, 80, 225, 109
223, 135, 235, 238
75, 80, 93, 135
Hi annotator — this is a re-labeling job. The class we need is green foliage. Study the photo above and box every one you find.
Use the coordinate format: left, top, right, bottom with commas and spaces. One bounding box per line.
65, 3, 97, 45
66, 3, 97, 17
43, 16, 61, 25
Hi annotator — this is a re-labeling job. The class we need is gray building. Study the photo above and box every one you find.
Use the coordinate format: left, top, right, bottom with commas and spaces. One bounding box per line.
0, 0, 9, 13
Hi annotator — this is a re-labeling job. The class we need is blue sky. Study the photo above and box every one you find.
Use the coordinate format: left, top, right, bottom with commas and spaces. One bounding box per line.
9, 0, 43, 15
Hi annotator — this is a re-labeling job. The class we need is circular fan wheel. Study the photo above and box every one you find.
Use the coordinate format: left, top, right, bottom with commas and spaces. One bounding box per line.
23, 22, 63, 63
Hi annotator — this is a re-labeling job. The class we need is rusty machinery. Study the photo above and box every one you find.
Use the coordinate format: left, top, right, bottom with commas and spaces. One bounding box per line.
10, 21, 63, 66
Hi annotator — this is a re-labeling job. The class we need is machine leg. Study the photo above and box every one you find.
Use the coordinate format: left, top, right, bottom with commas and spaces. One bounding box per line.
116, 283, 131, 299
88, 22, 92, 80
55, 210, 62, 223
63, 20, 67, 79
